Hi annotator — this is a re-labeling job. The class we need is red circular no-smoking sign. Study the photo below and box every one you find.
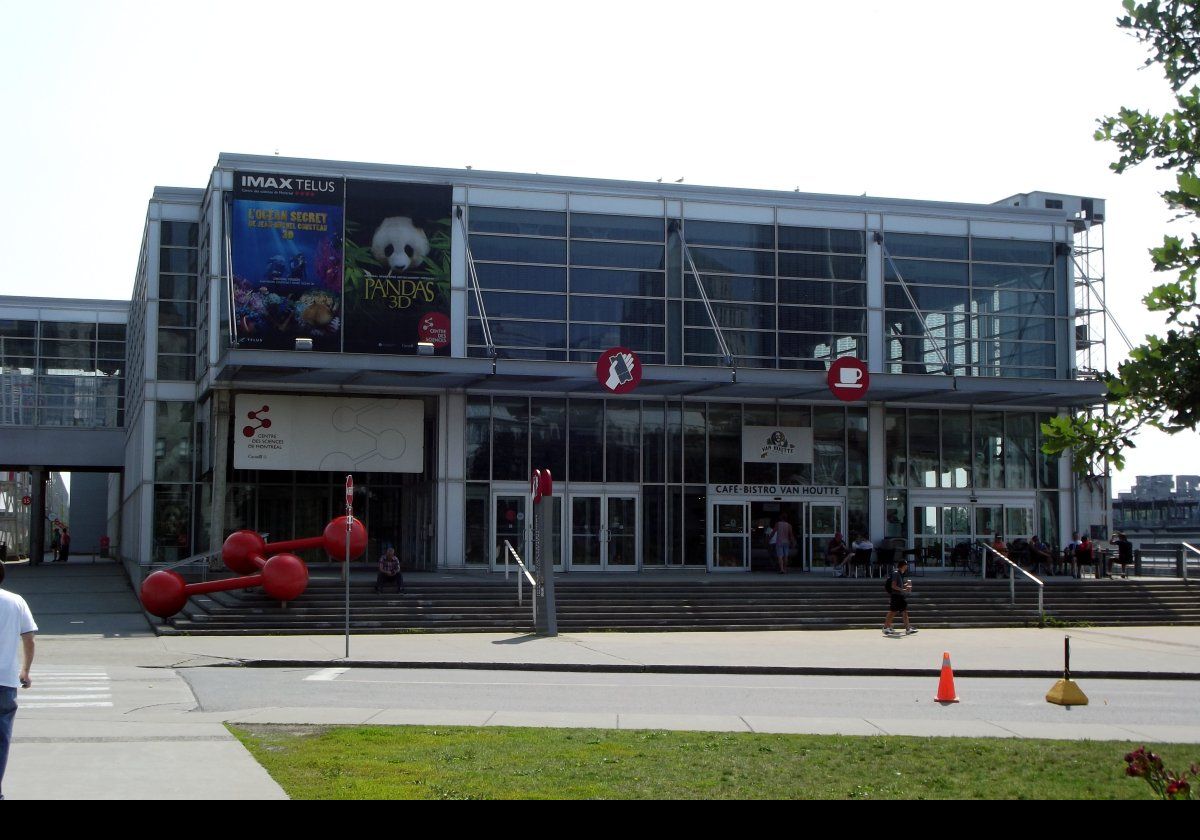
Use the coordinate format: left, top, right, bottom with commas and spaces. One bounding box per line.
596, 347, 642, 394
827, 357, 870, 402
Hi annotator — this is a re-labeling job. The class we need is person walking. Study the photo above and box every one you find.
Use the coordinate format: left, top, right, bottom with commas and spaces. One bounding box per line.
374, 545, 405, 595
1, 561, 38, 800
882, 557, 917, 636
769, 514, 795, 574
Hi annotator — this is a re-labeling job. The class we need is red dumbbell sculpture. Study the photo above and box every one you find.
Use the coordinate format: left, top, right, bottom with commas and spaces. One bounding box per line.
141, 516, 368, 618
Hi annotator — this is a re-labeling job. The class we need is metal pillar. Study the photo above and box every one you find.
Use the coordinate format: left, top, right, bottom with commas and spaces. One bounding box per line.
30, 467, 46, 564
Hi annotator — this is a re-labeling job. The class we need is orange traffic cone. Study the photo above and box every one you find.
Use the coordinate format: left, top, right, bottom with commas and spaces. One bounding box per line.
935, 651, 959, 703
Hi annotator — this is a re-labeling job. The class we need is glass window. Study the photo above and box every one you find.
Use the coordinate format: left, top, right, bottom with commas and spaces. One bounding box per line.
974, 411, 1005, 489
154, 484, 192, 563
886, 490, 907, 539
886, 285, 970, 313
642, 401, 666, 483
570, 268, 664, 297
484, 320, 567, 348
474, 263, 567, 293
743, 405, 778, 485
160, 248, 197, 274
157, 355, 194, 380
1004, 412, 1037, 489
571, 213, 663, 243
569, 400, 603, 482
690, 274, 775, 303
605, 402, 640, 482
470, 235, 566, 264
885, 410, 906, 487
971, 288, 1054, 316
779, 405, 812, 485
685, 329, 775, 358
908, 410, 939, 488
465, 483, 489, 564
683, 220, 774, 250
779, 308, 831, 333
465, 398, 490, 480
685, 301, 775, 331
159, 275, 197, 300
884, 233, 969, 261
530, 399, 567, 482
161, 221, 199, 247
642, 485, 665, 565
688, 247, 774, 277
683, 403, 706, 484
155, 401, 194, 482
972, 238, 1053, 265
469, 206, 566, 237
941, 411, 971, 488
570, 296, 664, 324
779, 279, 866, 307
813, 407, 845, 486
40, 322, 94, 341
491, 398, 529, 481
158, 301, 196, 327
846, 408, 868, 486
707, 404, 741, 484
1038, 413, 1059, 489
972, 263, 1054, 291
779, 226, 864, 254
886, 259, 969, 286
472, 292, 565, 322
569, 324, 664, 353
570, 241, 665, 271
779, 253, 866, 281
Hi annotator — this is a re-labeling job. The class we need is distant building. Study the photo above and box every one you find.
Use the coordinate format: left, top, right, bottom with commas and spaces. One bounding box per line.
1114, 475, 1200, 547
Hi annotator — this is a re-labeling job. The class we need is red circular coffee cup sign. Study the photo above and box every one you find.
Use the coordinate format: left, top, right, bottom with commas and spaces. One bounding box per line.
827, 357, 870, 402
418, 312, 450, 348
596, 347, 642, 394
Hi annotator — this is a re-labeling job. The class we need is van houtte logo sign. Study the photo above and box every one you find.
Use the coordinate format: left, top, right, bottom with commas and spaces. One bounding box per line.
759, 430, 795, 459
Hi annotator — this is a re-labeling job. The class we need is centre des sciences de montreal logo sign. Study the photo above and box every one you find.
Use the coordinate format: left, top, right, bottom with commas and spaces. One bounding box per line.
596, 347, 642, 394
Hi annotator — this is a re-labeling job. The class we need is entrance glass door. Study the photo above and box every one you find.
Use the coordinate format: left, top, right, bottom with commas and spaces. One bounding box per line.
569, 494, 639, 571
710, 502, 749, 571
493, 492, 563, 572
807, 503, 843, 573
911, 498, 1035, 568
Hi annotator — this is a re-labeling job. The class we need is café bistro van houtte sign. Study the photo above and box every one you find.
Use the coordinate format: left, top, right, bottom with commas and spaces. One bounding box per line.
710, 485, 844, 498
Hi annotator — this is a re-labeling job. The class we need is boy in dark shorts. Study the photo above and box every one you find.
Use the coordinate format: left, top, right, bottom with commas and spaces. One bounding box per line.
883, 557, 917, 636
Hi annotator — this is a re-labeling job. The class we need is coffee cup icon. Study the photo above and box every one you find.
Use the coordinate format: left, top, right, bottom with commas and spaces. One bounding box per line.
837, 366, 864, 388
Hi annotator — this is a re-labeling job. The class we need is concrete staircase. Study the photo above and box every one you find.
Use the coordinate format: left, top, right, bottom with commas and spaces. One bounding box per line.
155, 573, 1200, 635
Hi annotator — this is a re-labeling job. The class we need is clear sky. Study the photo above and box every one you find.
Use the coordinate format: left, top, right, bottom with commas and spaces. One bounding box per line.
1, 0, 1195, 493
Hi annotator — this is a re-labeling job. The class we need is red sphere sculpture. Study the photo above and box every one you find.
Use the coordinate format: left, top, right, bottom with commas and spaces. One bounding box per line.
262, 553, 309, 601
141, 570, 188, 619
140, 516, 366, 618
324, 517, 367, 561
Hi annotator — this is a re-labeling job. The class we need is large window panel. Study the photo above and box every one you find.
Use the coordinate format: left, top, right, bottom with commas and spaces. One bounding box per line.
530, 399, 567, 482
885, 284, 970, 312
683, 220, 774, 250
707, 404, 742, 484
465, 398, 490, 480
779, 253, 865, 281
883, 233, 969, 261
469, 207, 566, 237
472, 291, 566, 322
571, 213, 663, 243
886, 258, 969, 286
1004, 412, 1037, 489
570, 241, 665, 270
972, 288, 1054, 316
685, 329, 775, 358
685, 301, 775, 331
813, 407, 846, 486
779, 226, 864, 254
974, 411, 1005, 489
569, 400, 603, 482
484, 320, 567, 348
885, 410, 907, 487
570, 296, 664, 325
570, 268, 664, 297
469, 235, 566, 265
941, 411, 972, 488
908, 410, 940, 488
688, 247, 774, 277
972, 239, 1053, 265
474, 263, 566, 293
569, 324, 664, 353
689, 274, 775, 303
973, 263, 1054, 291
491, 398, 530, 481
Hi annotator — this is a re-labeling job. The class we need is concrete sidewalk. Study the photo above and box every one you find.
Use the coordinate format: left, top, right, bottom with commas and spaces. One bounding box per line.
5, 558, 1200, 799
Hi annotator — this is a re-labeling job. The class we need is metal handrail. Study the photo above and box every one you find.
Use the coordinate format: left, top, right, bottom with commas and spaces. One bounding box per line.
1183, 542, 1199, 583
978, 542, 1044, 617
502, 540, 537, 626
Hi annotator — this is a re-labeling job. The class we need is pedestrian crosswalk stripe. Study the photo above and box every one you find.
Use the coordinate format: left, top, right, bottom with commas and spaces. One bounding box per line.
22, 668, 112, 708
21, 702, 113, 708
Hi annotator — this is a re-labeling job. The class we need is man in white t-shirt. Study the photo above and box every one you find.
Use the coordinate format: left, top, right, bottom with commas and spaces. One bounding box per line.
0, 561, 37, 800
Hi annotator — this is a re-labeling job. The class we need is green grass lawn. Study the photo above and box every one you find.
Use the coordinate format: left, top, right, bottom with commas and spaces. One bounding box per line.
230, 724, 1178, 800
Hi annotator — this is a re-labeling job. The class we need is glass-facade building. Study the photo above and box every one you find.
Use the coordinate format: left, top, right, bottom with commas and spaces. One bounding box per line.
2, 155, 1109, 575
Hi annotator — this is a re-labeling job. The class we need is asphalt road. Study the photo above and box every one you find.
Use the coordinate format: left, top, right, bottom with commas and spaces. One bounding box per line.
182, 667, 1200, 729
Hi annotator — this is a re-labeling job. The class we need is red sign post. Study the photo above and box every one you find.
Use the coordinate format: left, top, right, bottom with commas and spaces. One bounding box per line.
827, 357, 870, 402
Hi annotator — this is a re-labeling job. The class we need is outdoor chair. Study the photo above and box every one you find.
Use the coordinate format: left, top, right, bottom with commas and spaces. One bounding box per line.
851, 547, 873, 578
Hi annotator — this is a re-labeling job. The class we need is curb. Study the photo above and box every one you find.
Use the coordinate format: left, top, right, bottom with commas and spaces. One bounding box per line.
213, 659, 1200, 681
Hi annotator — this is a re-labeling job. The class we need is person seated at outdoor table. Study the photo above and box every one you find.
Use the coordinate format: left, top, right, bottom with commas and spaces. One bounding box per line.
1063, 531, 1080, 577
1110, 531, 1133, 579
828, 533, 850, 577
950, 541, 971, 573
851, 533, 875, 576
1076, 535, 1095, 579
1029, 535, 1053, 576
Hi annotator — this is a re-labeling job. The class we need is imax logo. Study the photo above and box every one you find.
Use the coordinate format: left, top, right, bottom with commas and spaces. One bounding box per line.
241, 175, 337, 193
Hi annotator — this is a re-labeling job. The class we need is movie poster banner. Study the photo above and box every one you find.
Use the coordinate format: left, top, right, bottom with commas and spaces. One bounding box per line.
342, 181, 453, 355
229, 173, 345, 351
